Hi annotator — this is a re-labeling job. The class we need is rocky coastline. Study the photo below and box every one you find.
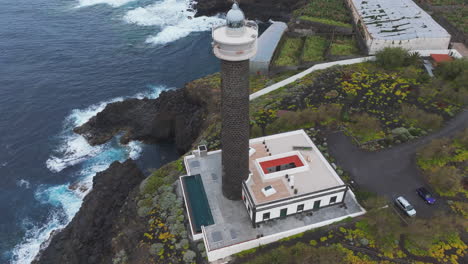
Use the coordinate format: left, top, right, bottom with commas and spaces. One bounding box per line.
34, 73, 221, 263
32, 0, 300, 262
73, 88, 204, 154
32, 160, 145, 264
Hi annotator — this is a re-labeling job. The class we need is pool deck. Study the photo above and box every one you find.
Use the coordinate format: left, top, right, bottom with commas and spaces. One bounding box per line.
185, 151, 365, 251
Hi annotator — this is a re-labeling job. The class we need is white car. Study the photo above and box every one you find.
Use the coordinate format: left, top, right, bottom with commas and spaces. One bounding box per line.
395, 196, 416, 217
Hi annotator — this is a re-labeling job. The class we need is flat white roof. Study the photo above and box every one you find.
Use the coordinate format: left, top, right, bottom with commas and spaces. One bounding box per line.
350, 0, 450, 40
246, 130, 345, 205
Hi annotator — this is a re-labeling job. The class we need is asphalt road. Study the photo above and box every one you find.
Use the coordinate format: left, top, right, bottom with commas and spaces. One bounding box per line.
328, 109, 468, 219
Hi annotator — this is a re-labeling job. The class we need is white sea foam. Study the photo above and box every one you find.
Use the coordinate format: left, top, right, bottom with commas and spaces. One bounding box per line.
45, 85, 166, 173
12, 85, 168, 264
124, 0, 223, 45
77, 0, 136, 8
17, 179, 31, 189
11, 215, 68, 264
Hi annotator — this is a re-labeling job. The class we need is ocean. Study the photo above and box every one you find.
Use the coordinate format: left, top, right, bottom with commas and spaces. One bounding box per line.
0, 0, 222, 263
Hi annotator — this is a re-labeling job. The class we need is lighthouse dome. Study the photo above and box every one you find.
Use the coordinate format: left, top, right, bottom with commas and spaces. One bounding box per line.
226, 3, 245, 28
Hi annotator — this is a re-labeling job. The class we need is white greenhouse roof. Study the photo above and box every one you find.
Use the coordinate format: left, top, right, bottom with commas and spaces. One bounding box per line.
251, 22, 288, 63
350, 0, 450, 40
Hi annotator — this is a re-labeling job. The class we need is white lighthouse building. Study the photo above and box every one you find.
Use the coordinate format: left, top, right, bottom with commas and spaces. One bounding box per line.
178, 3, 365, 262
211, 3, 258, 200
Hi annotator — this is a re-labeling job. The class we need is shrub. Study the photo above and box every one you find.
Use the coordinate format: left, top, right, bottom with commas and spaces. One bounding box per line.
391, 127, 412, 142
346, 113, 384, 142
266, 104, 342, 134
437, 58, 468, 81
454, 128, 468, 147
417, 138, 455, 169
427, 166, 462, 194
375, 47, 408, 69
149, 243, 164, 256
183, 250, 196, 263
401, 104, 443, 130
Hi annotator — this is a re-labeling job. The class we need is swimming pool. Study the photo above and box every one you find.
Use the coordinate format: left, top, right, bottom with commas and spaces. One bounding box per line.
182, 174, 214, 233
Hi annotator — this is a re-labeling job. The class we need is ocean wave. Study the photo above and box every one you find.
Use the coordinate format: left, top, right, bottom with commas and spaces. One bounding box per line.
11, 85, 168, 264
124, 0, 223, 45
46, 85, 166, 173
11, 213, 68, 264
77, 0, 136, 8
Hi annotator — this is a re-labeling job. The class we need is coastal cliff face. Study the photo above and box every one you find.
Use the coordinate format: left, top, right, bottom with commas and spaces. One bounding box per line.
195, 0, 306, 21
32, 0, 304, 261
74, 89, 202, 154
33, 77, 222, 263
33, 160, 145, 264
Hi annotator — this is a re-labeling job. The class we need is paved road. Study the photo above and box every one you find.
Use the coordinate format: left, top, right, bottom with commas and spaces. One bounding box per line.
328, 109, 468, 218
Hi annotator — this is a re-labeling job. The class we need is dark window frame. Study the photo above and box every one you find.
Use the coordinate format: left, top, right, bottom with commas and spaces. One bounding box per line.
297, 204, 304, 212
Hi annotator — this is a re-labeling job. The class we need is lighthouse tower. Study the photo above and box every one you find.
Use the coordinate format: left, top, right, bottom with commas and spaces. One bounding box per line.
212, 3, 258, 200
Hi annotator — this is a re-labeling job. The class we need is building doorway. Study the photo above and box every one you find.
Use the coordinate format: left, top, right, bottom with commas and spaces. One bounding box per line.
280, 208, 287, 218
313, 200, 321, 210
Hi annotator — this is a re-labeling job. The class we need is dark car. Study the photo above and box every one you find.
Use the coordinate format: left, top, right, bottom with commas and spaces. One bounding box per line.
417, 187, 436, 204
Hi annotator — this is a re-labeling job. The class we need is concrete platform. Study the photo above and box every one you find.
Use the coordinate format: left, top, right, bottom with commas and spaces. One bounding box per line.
185, 151, 365, 252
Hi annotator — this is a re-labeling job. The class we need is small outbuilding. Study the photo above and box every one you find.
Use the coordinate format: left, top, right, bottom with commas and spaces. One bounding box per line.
430, 53, 454, 66
250, 22, 288, 75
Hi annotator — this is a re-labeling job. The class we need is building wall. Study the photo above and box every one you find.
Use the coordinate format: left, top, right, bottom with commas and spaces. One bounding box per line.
203, 208, 366, 262
367, 37, 451, 55
254, 190, 346, 223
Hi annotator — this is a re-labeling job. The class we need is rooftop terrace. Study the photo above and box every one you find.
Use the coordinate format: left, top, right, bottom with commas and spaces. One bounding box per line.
246, 130, 344, 205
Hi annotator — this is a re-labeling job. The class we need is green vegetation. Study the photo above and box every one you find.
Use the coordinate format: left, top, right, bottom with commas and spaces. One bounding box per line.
293, 0, 351, 24
274, 37, 303, 66
422, 0, 468, 33
234, 193, 467, 264
437, 58, 468, 81
417, 128, 468, 197
302, 36, 328, 62
298, 15, 352, 28
345, 113, 385, 142
403, 216, 468, 263
440, 7, 468, 33
136, 159, 205, 263
329, 37, 360, 56
249, 70, 299, 93
427, 0, 466, 5
400, 104, 443, 130
375, 47, 421, 70
251, 48, 465, 150
419, 58, 468, 108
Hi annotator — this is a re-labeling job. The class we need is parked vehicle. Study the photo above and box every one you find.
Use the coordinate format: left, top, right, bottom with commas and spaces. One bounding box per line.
416, 187, 436, 204
395, 196, 416, 217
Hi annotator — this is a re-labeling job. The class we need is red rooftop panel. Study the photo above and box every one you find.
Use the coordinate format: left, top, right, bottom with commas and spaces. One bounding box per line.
259, 155, 304, 174
430, 54, 453, 63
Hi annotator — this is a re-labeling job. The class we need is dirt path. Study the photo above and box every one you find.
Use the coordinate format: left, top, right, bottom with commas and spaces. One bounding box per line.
327, 109, 468, 218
